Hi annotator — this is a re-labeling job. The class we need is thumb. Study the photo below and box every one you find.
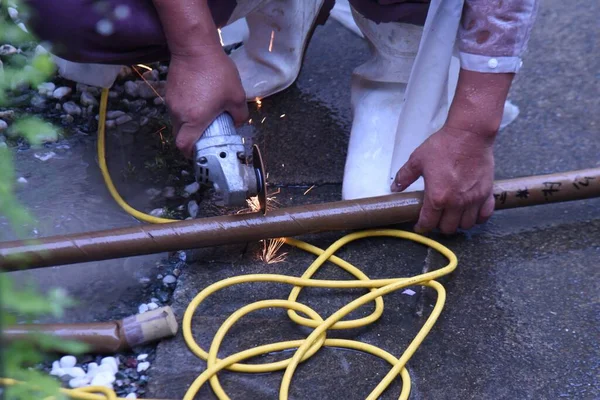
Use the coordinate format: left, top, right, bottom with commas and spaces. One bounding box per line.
391, 155, 422, 193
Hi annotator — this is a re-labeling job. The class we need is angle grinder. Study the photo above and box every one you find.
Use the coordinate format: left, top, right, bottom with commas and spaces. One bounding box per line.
193, 113, 267, 214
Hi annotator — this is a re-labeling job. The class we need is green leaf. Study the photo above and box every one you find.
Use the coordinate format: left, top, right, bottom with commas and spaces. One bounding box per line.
8, 116, 61, 145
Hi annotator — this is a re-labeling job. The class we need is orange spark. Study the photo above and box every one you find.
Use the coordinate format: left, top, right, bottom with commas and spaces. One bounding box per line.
261, 238, 288, 264
268, 30, 275, 52
132, 66, 165, 102
261, 117, 266, 124
303, 185, 316, 195
248, 118, 253, 125
217, 29, 224, 46
280, 114, 286, 118
255, 98, 262, 109
136, 64, 152, 71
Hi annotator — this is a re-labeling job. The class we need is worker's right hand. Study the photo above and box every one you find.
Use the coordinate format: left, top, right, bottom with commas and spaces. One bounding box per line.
166, 47, 248, 158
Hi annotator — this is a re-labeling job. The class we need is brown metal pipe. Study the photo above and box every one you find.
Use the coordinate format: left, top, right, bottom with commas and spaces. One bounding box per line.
2, 307, 178, 353
1, 168, 599, 271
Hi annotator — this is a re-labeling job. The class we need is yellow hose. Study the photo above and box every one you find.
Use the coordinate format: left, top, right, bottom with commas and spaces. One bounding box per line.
1, 89, 458, 400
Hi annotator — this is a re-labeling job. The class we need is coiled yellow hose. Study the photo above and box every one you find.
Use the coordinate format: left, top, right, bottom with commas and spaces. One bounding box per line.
0, 89, 458, 400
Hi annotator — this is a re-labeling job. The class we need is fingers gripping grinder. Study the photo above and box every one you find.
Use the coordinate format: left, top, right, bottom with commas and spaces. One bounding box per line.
193, 113, 267, 214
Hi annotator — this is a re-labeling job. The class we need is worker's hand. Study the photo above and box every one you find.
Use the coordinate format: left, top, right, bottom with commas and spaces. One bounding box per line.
391, 125, 496, 234
166, 48, 248, 158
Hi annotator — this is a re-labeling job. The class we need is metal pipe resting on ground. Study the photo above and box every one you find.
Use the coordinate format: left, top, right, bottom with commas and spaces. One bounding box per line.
1, 168, 599, 271
2, 307, 178, 354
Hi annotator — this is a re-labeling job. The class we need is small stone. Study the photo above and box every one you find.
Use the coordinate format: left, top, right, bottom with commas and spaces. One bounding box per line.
67, 367, 86, 378
124, 81, 139, 97
125, 99, 147, 112
30, 94, 46, 108
115, 114, 133, 125
140, 116, 149, 126
0, 44, 17, 56
61, 114, 74, 125
63, 101, 82, 116
119, 66, 132, 78
177, 250, 187, 261
86, 362, 99, 377
155, 288, 170, 303
34, 151, 56, 161
8, 7, 18, 20
139, 277, 151, 285
162, 275, 176, 285
0, 119, 7, 131
125, 393, 137, 399
146, 188, 161, 199
138, 303, 149, 314
0, 110, 15, 121
184, 182, 200, 195
142, 69, 159, 81
106, 120, 116, 129
136, 362, 150, 373
187, 200, 199, 218
181, 170, 190, 177
108, 90, 120, 99
37, 82, 55, 96
60, 355, 77, 369
55, 103, 62, 111
147, 302, 159, 310
101, 357, 119, 374
53, 86, 72, 100
80, 91, 98, 106
91, 371, 115, 388
172, 268, 181, 277
162, 186, 176, 199
149, 208, 164, 217
138, 80, 166, 99
124, 357, 138, 369
153, 97, 164, 105
69, 377, 90, 388
106, 110, 126, 119
17, 177, 27, 184
76, 83, 89, 93
150, 297, 159, 303
136, 354, 148, 361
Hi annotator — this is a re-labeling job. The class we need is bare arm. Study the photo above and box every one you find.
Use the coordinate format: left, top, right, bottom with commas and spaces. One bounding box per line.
151, 0, 247, 157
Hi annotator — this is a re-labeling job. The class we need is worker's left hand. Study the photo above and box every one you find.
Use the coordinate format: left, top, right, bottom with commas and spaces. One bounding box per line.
391, 125, 496, 234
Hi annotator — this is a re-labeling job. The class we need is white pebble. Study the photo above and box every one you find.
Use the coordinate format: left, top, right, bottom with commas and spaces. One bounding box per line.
91, 371, 115, 388
184, 182, 200, 195
402, 289, 416, 296
138, 303, 149, 314
37, 82, 55, 96
50, 367, 65, 377
0, 119, 7, 131
187, 200, 199, 218
59, 355, 77, 369
0, 44, 17, 56
101, 357, 119, 374
96, 363, 115, 375
69, 377, 90, 389
86, 362, 99, 377
162, 275, 176, 285
66, 367, 86, 378
137, 362, 150, 372
136, 354, 148, 361
125, 393, 137, 399
8, 7, 18, 20
149, 208, 164, 217
147, 302, 159, 310
34, 151, 56, 161
17, 177, 27, 184
150, 297, 159, 303
52, 86, 72, 100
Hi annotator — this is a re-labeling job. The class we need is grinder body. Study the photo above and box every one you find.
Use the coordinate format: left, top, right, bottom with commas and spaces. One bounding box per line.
193, 114, 266, 210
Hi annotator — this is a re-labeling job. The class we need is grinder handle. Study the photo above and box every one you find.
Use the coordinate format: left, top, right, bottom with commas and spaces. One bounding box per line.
200, 113, 237, 139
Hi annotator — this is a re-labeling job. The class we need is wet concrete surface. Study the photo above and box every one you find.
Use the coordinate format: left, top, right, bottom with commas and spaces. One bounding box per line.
148, 0, 600, 398
1, 0, 597, 398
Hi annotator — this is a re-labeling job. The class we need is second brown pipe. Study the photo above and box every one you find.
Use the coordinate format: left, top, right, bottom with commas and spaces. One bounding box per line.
1, 168, 599, 271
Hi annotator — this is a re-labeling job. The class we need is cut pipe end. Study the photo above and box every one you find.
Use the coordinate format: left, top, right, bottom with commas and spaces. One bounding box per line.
121, 306, 178, 348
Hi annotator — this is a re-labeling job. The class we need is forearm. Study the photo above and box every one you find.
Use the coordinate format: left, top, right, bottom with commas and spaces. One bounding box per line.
152, 0, 221, 57
446, 69, 514, 140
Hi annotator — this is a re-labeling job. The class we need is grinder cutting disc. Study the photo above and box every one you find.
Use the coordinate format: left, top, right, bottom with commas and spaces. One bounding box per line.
252, 144, 268, 215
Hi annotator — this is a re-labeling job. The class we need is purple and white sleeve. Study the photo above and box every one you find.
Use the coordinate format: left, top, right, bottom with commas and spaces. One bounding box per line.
458, 0, 539, 73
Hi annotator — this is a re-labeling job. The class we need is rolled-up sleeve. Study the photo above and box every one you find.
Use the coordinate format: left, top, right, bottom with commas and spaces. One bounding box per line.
458, 0, 539, 73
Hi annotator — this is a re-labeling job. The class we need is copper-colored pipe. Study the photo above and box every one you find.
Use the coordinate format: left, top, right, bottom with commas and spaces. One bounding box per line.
1, 168, 599, 271
2, 307, 178, 354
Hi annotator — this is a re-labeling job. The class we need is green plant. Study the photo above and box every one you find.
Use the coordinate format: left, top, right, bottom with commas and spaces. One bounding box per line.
0, 2, 84, 399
